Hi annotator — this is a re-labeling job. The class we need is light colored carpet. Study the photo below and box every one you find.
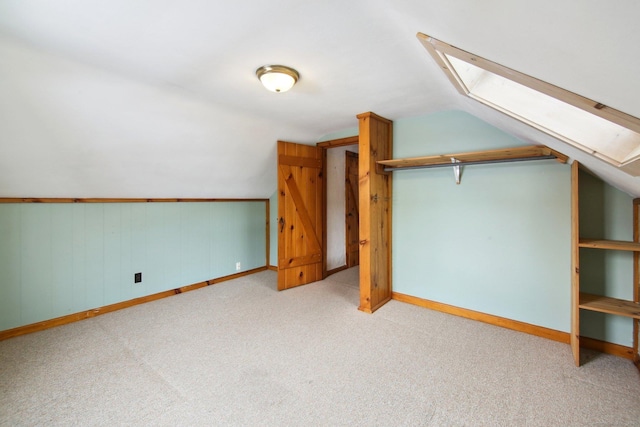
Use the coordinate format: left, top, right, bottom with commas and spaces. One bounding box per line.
1, 268, 639, 426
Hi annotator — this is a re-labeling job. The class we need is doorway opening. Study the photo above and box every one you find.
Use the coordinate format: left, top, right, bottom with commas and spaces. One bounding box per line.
276, 113, 392, 313
345, 150, 359, 268
321, 137, 359, 276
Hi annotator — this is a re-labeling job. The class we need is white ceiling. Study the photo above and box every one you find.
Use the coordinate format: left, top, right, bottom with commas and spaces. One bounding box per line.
0, 0, 639, 198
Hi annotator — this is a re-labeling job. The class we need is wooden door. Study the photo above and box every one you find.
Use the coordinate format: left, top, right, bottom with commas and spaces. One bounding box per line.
277, 140, 325, 290
345, 151, 359, 268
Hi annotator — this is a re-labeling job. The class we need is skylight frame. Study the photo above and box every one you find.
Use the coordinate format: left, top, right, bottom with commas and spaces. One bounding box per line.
417, 33, 640, 176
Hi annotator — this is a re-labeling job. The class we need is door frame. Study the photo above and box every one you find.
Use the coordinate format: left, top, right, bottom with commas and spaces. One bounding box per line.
345, 150, 359, 269
316, 135, 359, 277
311, 112, 393, 314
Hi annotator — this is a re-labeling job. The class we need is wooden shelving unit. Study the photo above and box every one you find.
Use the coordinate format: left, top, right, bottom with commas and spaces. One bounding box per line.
579, 293, 640, 319
578, 239, 640, 252
377, 145, 568, 171
571, 161, 640, 370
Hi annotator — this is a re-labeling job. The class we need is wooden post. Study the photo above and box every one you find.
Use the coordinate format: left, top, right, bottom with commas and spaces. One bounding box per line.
571, 160, 581, 366
633, 198, 639, 371
265, 199, 271, 269
357, 112, 393, 313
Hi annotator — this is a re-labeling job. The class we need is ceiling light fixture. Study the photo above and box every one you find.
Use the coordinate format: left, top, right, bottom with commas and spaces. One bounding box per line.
256, 65, 299, 93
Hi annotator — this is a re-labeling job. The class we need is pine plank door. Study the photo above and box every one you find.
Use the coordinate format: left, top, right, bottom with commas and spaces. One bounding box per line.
345, 151, 359, 268
277, 140, 325, 290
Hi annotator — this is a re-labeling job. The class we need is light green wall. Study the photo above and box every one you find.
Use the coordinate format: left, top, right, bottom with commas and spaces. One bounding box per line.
315, 110, 636, 346
0, 201, 266, 331
392, 111, 572, 332
313, 111, 574, 333
578, 170, 635, 346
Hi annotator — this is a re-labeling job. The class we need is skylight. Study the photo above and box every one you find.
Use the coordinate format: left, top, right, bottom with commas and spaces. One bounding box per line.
417, 33, 640, 176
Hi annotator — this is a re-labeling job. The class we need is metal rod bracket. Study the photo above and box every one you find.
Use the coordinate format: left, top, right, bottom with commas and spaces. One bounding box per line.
451, 158, 461, 184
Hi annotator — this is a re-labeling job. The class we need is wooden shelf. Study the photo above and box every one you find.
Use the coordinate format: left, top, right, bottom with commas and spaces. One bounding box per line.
571, 161, 640, 370
579, 239, 640, 252
377, 145, 568, 170
579, 293, 640, 319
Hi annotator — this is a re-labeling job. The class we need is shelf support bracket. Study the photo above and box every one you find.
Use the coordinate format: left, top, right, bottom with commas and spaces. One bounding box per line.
451, 157, 461, 184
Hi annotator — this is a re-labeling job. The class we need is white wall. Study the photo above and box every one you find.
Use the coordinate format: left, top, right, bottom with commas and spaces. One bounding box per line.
326, 145, 358, 270
0, 36, 279, 199
318, 128, 359, 272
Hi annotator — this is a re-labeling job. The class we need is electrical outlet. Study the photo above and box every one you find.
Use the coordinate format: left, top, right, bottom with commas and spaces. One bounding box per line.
134, 272, 142, 283
235, 262, 241, 271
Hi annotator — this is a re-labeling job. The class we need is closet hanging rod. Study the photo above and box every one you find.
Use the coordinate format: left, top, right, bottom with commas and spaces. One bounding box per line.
382, 155, 557, 172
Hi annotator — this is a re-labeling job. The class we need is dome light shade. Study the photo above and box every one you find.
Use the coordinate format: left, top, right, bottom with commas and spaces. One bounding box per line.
256, 65, 299, 93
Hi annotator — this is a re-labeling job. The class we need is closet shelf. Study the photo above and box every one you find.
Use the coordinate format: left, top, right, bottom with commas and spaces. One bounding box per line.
579, 239, 640, 252
579, 292, 640, 319
377, 145, 568, 171
571, 161, 640, 369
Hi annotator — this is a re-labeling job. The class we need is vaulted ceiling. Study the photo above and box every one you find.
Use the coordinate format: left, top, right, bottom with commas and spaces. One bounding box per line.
1, 0, 639, 198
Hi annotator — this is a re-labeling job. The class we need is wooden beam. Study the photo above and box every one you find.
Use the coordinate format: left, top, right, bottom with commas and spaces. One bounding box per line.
578, 239, 640, 252
316, 135, 359, 148
278, 155, 323, 169
377, 145, 567, 170
571, 160, 581, 366
579, 293, 640, 319
633, 198, 639, 363
266, 199, 271, 270
357, 112, 392, 313
0, 198, 268, 203
541, 147, 570, 163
